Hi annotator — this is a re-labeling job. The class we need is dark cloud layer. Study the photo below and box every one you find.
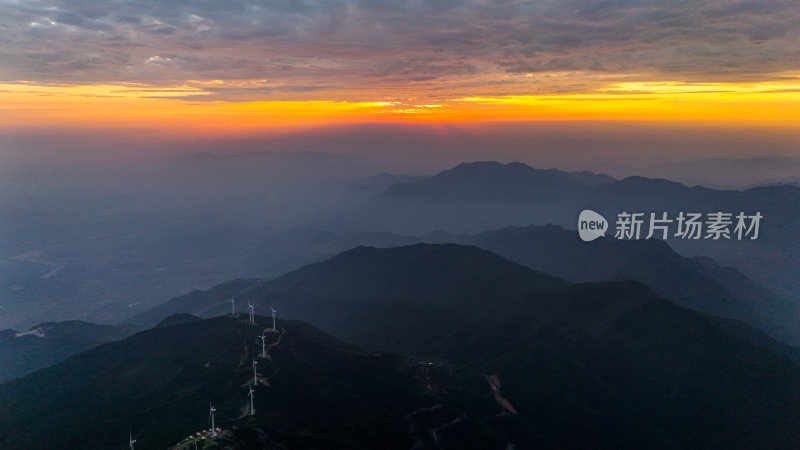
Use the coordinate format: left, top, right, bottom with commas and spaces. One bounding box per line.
1, 0, 798, 98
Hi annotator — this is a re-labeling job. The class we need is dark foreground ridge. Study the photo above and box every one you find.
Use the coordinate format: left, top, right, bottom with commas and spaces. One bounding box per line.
0, 316, 534, 449
49, 243, 800, 449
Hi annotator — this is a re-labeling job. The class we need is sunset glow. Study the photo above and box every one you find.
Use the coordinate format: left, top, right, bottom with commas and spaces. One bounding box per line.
2, 0, 798, 136
3, 75, 799, 134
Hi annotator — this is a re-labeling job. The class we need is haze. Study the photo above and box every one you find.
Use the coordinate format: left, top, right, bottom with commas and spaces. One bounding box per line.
1, 0, 798, 329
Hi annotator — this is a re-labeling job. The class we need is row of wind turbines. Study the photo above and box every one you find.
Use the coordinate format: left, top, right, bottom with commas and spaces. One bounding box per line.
230, 298, 277, 330
209, 299, 278, 437
129, 299, 278, 449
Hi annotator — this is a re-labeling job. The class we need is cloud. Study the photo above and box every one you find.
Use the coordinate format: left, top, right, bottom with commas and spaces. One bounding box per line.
0, 0, 798, 100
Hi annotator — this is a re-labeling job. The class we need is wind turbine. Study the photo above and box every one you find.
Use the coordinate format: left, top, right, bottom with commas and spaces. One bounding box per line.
247, 302, 255, 324
229, 298, 236, 316
129, 430, 136, 450
271, 306, 277, 332
252, 358, 258, 385
248, 383, 255, 416
259, 332, 267, 358
209, 403, 217, 437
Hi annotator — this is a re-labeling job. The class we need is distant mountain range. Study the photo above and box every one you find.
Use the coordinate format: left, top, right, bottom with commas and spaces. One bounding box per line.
381, 161, 614, 195
4, 159, 796, 333
452, 225, 798, 344
5, 221, 794, 384
236, 223, 797, 345
328, 161, 800, 299
5, 244, 800, 448
653, 155, 800, 188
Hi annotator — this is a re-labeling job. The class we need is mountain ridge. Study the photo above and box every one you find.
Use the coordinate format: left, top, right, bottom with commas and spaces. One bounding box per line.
0, 316, 526, 449
7, 244, 800, 448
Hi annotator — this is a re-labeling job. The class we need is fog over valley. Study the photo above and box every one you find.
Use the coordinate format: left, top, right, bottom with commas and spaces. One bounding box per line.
1, 122, 798, 331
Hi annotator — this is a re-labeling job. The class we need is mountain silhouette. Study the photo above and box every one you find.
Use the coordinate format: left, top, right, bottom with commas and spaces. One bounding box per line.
129, 243, 800, 448
0, 316, 539, 449
336, 161, 800, 299
237, 223, 796, 345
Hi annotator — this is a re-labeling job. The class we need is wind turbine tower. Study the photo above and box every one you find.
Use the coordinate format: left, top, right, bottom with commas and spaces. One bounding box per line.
259, 332, 267, 358
129, 431, 136, 450
248, 302, 255, 324
209, 403, 217, 437
271, 306, 277, 332
248, 383, 255, 416
229, 298, 236, 316
252, 359, 258, 385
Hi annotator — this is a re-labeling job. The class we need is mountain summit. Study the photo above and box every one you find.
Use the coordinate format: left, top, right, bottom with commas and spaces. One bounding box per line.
127, 243, 800, 449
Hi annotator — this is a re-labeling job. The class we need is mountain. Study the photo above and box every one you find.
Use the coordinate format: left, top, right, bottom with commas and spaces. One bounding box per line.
345, 172, 430, 198
14, 280, 273, 388
257, 244, 567, 359
383, 161, 614, 198
137, 244, 800, 448
0, 320, 136, 382
333, 161, 800, 299
155, 313, 202, 328
8, 159, 796, 332
380, 162, 613, 206
18, 219, 791, 388
652, 155, 800, 188
458, 224, 798, 342
236, 223, 795, 345
132, 278, 264, 327
139, 244, 568, 356
0, 317, 530, 450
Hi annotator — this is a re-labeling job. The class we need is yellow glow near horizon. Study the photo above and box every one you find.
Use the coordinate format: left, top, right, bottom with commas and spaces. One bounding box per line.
0, 82, 396, 131
448, 78, 800, 125
1, 76, 799, 134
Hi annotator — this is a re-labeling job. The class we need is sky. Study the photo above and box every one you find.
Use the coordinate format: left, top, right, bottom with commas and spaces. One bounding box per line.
1, 1, 799, 329
1, 0, 799, 137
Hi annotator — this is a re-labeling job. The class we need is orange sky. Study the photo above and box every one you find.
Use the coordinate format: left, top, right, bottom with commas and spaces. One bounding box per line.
2, 76, 799, 135
3, 0, 800, 139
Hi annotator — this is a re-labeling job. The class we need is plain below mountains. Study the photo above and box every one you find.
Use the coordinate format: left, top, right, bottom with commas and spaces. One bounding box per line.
0, 320, 136, 383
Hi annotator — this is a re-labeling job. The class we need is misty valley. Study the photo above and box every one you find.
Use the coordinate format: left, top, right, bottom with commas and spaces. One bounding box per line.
2, 1, 800, 446
2, 158, 800, 449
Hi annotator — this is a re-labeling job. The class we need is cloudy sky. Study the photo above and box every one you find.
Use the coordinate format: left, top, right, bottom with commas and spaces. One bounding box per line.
0, 0, 798, 134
